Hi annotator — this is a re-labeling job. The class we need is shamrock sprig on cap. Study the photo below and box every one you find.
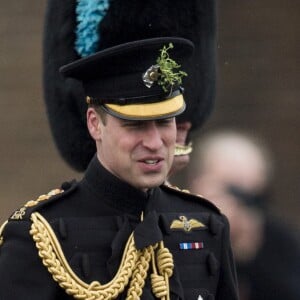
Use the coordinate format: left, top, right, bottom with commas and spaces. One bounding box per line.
156, 43, 187, 92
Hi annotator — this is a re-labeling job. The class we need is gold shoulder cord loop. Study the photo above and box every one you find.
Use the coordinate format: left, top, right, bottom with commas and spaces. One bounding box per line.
30, 212, 174, 300
126, 244, 154, 299
150, 241, 173, 300
30, 212, 138, 299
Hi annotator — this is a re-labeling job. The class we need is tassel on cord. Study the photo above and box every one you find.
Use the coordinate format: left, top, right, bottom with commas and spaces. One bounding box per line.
151, 241, 174, 300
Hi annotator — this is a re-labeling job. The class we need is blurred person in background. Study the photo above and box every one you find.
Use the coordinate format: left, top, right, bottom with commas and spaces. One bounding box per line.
188, 129, 300, 300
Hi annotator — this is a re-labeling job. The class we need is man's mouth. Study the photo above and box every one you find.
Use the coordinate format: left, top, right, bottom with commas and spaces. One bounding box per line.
144, 159, 159, 165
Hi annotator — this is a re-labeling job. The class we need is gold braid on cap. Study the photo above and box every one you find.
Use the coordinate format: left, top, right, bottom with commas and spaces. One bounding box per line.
30, 212, 174, 299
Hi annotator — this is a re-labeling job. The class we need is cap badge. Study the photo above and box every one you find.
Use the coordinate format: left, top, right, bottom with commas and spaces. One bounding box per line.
142, 64, 160, 88
142, 43, 187, 92
170, 216, 206, 232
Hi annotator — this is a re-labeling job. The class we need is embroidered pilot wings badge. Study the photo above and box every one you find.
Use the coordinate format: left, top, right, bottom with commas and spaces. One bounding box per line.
170, 215, 206, 232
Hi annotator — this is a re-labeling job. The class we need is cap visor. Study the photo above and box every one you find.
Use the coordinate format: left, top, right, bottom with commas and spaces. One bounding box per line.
104, 94, 186, 120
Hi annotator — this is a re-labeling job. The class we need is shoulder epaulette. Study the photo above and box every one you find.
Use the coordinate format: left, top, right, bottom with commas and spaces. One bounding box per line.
0, 186, 66, 247
162, 183, 221, 213
8, 180, 77, 221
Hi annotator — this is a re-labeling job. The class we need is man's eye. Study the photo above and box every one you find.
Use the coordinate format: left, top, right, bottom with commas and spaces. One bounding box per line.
122, 121, 141, 128
157, 118, 174, 125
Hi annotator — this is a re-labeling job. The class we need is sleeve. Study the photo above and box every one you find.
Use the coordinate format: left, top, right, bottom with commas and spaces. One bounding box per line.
0, 220, 62, 299
216, 214, 239, 300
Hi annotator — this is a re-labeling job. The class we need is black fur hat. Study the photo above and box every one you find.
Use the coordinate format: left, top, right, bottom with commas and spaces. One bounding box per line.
43, 0, 217, 171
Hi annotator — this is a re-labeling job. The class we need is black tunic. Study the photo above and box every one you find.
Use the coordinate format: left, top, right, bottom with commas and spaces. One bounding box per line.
0, 156, 238, 300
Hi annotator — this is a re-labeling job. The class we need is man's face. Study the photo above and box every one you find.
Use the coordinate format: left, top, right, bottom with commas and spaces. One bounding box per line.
90, 109, 176, 191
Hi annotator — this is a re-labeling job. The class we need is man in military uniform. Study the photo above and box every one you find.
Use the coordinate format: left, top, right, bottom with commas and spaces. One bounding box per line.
0, 37, 238, 299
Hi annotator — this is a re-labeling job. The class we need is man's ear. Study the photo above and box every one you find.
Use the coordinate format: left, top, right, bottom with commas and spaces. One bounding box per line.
87, 107, 102, 140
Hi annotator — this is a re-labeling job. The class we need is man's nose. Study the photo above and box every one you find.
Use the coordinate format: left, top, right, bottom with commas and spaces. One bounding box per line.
142, 122, 163, 150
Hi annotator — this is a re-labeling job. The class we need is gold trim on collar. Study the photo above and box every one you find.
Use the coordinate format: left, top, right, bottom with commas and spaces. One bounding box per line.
174, 142, 193, 156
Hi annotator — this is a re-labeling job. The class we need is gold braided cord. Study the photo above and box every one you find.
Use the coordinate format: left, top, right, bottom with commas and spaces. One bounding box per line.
29, 212, 174, 300
150, 246, 168, 299
0, 220, 8, 246
150, 241, 174, 300
157, 241, 174, 279
126, 244, 155, 299
30, 212, 138, 299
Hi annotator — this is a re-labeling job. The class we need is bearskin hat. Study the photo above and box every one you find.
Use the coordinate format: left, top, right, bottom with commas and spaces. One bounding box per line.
43, 0, 217, 171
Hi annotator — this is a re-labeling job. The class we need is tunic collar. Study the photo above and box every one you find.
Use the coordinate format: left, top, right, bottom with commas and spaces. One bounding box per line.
83, 155, 151, 215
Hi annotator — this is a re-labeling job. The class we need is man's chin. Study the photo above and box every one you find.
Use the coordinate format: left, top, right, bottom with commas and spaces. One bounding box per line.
138, 174, 168, 190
